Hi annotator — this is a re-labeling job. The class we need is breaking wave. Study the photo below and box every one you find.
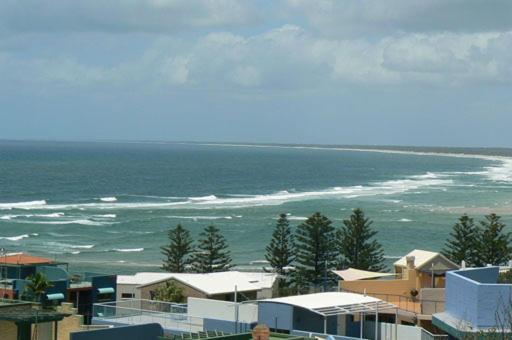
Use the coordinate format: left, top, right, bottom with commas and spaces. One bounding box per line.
0, 234, 30, 241
100, 197, 117, 202
0, 200, 47, 210
113, 248, 144, 252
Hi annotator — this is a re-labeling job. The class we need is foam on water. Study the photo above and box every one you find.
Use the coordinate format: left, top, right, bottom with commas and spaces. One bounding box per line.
113, 248, 144, 252
0, 234, 30, 241
100, 197, 117, 202
0, 200, 47, 210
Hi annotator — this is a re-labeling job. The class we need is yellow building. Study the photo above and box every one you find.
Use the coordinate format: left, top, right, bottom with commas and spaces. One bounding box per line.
337, 249, 458, 329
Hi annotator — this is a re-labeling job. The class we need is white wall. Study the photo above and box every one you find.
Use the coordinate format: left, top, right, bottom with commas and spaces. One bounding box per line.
364, 321, 423, 340
187, 297, 258, 323
116, 283, 140, 301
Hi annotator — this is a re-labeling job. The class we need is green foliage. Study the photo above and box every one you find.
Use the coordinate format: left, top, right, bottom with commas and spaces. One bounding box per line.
337, 208, 385, 272
477, 213, 511, 266
24, 272, 54, 302
265, 213, 295, 276
161, 224, 194, 273
192, 225, 233, 273
294, 212, 337, 291
153, 281, 185, 303
442, 214, 480, 267
498, 270, 512, 284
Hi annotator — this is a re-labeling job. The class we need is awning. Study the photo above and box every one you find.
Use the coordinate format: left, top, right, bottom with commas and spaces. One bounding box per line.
97, 287, 115, 294
46, 293, 65, 301
332, 268, 395, 281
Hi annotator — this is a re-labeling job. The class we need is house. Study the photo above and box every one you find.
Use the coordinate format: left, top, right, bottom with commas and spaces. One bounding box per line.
117, 271, 278, 302
338, 249, 458, 330
432, 266, 512, 339
0, 253, 116, 323
0, 299, 83, 340
257, 292, 396, 337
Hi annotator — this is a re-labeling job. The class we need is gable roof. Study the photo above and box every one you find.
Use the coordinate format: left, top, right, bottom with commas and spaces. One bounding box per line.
394, 249, 459, 271
119, 271, 278, 296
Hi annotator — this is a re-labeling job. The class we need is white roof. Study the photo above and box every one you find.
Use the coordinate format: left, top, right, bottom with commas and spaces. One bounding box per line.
260, 292, 396, 316
117, 272, 174, 285
332, 268, 395, 281
393, 249, 451, 270
119, 271, 278, 295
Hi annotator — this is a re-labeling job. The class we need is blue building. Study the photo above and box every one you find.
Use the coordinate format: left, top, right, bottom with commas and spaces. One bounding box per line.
433, 267, 512, 338
0, 253, 116, 323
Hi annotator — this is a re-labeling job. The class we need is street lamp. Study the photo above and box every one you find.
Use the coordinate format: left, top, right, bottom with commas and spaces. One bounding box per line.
0, 248, 6, 299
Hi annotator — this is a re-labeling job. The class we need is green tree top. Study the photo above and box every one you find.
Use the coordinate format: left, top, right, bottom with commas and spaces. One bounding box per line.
337, 208, 385, 272
294, 212, 337, 288
24, 272, 54, 303
478, 213, 511, 266
192, 225, 233, 273
265, 213, 295, 275
442, 214, 480, 267
161, 224, 194, 273
153, 281, 185, 303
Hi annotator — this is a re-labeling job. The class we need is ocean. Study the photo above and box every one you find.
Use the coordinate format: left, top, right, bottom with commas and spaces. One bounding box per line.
1, 140, 511, 274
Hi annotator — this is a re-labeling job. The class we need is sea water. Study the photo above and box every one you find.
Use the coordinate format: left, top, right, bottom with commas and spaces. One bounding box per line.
1, 141, 511, 274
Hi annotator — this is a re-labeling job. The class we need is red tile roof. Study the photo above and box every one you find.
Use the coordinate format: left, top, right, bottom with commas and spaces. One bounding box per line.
1, 253, 54, 265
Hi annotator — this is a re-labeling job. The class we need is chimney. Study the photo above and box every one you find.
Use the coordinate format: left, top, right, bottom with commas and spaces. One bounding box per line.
252, 324, 270, 340
406, 256, 415, 269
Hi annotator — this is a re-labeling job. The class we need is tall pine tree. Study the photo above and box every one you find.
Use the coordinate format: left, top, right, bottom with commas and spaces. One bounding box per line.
265, 213, 295, 275
161, 224, 193, 273
337, 208, 385, 272
477, 213, 511, 266
441, 215, 480, 266
294, 212, 337, 291
192, 225, 233, 273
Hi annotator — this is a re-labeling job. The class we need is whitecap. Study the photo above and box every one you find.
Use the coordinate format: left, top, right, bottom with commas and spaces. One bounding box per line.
113, 248, 144, 252
70, 251, 80, 255
188, 195, 218, 202
0, 200, 47, 210
69, 244, 95, 249
0, 234, 30, 241
94, 214, 116, 218
100, 197, 117, 202
28, 219, 114, 226
398, 218, 412, 222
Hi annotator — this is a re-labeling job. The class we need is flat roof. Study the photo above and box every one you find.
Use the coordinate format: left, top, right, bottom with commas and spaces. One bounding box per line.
0, 253, 56, 265
332, 268, 395, 281
119, 271, 278, 295
260, 292, 397, 316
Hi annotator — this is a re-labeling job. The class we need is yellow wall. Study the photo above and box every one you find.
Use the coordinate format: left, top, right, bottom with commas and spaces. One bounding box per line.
139, 278, 207, 301
0, 320, 17, 340
57, 302, 84, 340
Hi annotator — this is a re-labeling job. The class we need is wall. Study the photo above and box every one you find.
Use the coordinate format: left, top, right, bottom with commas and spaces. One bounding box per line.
187, 297, 258, 323
57, 302, 84, 340
292, 307, 337, 334
364, 321, 423, 340
0, 320, 17, 340
139, 279, 207, 301
341, 269, 417, 298
444, 267, 512, 329
116, 283, 140, 301
258, 302, 293, 331
419, 288, 445, 315
70, 323, 163, 340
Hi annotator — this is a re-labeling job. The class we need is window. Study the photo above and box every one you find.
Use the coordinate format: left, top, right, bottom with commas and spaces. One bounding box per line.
121, 293, 135, 299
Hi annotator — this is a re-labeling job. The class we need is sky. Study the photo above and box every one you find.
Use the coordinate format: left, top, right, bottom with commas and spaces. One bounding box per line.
1, 0, 511, 147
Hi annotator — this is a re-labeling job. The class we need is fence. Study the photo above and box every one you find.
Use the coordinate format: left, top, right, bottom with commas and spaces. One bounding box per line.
340, 289, 445, 315
92, 299, 253, 334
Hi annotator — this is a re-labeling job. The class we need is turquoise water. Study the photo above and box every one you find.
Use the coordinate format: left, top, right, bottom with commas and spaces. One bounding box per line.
1, 141, 511, 274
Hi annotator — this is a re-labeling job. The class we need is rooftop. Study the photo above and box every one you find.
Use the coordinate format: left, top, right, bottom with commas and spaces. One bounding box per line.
119, 271, 278, 295
0, 253, 56, 265
260, 292, 397, 316
332, 268, 395, 281
394, 249, 458, 271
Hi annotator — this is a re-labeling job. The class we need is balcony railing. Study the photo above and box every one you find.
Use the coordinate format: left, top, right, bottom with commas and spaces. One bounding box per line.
340, 288, 445, 315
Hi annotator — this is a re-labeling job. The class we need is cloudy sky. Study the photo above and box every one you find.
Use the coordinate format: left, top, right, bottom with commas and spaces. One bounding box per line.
1, 1, 511, 147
